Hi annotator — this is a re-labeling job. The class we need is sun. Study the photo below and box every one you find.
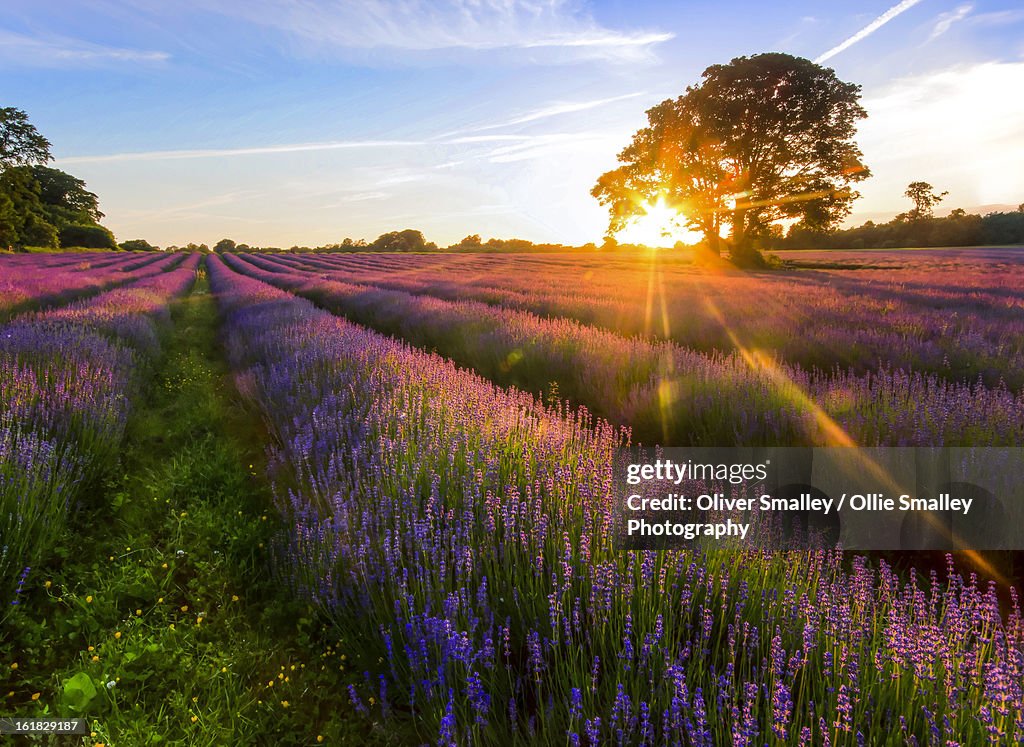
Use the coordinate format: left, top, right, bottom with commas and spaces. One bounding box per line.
614, 197, 702, 248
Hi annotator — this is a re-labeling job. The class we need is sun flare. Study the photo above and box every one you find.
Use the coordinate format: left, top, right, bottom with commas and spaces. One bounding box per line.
614, 197, 702, 248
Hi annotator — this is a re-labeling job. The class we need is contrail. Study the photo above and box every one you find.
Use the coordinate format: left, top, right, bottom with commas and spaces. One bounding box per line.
815, 0, 926, 64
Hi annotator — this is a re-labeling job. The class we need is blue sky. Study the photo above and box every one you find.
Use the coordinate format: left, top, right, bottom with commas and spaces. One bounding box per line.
2, 0, 1023, 247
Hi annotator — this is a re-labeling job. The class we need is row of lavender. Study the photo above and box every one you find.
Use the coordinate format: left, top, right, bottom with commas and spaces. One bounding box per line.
276, 250, 1024, 391
0, 251, 181, 321
0, 253, 200, 614
226, 252, 1024, 447
209, 254, 1023, 744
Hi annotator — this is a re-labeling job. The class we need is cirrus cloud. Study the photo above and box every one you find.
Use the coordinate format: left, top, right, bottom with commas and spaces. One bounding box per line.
182, 0, 673, 62
0, 29, 169, 67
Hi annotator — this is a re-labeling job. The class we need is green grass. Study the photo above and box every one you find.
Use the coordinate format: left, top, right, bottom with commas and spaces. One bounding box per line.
0, 271, 408, 746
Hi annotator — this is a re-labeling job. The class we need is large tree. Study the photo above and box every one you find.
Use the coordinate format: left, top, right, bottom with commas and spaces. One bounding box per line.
593, 53, 870, 265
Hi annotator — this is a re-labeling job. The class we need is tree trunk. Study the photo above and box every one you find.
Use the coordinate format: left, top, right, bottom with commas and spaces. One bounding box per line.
729, 211, 765, 267
703, 230, 721, 256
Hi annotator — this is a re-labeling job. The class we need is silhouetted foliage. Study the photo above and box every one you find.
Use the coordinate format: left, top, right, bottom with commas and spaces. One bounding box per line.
119, 238, 160, 252
903, 181, 948, 221
59, 223, 117, 249
213, 238, 237, 253
773, 208, 1024, 250
446, 236, 587, 253
369, 229, 437, 252
594, 53, 869, 267
309, 237, 369, 252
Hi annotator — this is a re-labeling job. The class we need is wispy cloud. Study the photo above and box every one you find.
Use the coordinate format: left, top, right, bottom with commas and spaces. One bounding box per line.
0, 29, 169, 66
117, 190, 264, 224
56, 131, 618, 165
185, 0, 672, 62
333, 191, 391, 204
480, 132, 615, 163
513, 30, 674, 51
444, 135, 536, 144
968, 9, 1024, 26
929, 3, 974, 40
855, 61, 1024, 209
56, 139, 426, 165
815, 0, 926, 64
468, 92, 646, 132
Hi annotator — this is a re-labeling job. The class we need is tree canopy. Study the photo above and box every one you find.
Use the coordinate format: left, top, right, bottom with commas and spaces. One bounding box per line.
119, 238, 160, 252
593, 53, 870, 265
369, 229, 437, 252
30, 166, 103, 225
0, 168, 58, 248
59, 223, 117, 250
0, 107, 52, 169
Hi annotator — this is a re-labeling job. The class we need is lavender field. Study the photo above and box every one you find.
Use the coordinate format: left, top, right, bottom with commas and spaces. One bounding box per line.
3, 249, 1024, 744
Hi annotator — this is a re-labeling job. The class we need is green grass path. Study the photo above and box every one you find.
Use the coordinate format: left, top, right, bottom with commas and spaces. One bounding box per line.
1, 270, 402, 745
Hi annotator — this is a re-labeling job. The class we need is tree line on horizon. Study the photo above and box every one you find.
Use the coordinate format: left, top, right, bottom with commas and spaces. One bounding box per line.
159, 231, 611, 254
770, 182, 1024, 250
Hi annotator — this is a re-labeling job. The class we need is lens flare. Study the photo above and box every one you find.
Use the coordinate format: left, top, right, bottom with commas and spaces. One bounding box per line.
615, 197, 702, 248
